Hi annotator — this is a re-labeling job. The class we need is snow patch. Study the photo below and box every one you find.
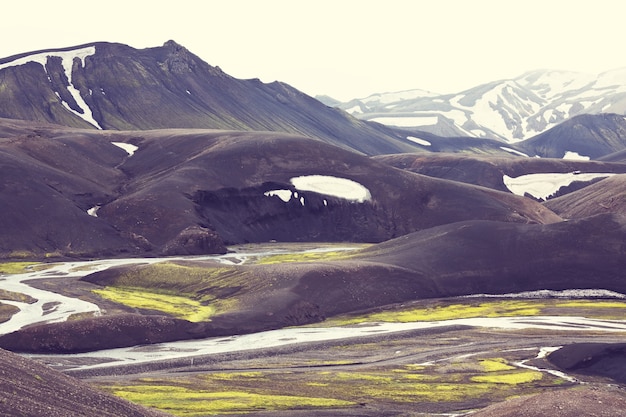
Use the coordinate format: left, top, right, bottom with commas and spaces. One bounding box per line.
264, 189, 292, 203
111, 142, 138, 156
407, 136, 432, 146
345, 105, 362, 114
503, 172, 615, 201
370, 116, 438, 127
87, 206, 100, 217
500, 147, 529, 157
291, 175, 371, 203
563, 151, 590, 161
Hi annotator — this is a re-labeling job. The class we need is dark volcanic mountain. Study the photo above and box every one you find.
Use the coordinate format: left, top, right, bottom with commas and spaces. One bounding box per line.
0, 41, 420, 156
516, 113, 626, 159
0, 119, 560, 260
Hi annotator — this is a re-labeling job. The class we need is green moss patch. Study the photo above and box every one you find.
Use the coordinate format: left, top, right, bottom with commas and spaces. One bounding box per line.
92, 287, 217, 322
0, 262, 38, 274
255, 250, 354, 265
326, 300, 542, 325
106, 384, 355, 416
324, 298, 626, 325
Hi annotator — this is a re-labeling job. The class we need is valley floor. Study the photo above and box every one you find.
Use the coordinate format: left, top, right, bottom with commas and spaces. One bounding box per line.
67, 326, 626, 416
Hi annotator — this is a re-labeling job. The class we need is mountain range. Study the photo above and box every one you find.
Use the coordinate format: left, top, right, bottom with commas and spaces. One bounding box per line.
326, 68, 626, 142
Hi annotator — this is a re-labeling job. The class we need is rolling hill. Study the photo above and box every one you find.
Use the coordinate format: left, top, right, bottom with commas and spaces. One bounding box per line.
0, 119, 560, 261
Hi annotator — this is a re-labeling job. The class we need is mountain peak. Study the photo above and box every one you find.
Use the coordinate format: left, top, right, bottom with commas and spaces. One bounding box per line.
161, 39, 194, 73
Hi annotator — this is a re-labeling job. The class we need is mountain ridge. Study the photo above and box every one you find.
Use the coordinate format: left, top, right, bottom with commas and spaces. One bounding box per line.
0, 40, 420, 156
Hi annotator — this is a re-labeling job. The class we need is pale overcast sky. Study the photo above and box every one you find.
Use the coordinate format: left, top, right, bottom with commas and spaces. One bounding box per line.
3, 0, 626, 101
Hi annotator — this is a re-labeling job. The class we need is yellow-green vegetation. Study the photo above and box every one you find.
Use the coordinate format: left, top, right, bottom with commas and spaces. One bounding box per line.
550, 300, 626, 320
0, 262, 38, 274
106, 384, 355, 416
256, 250, 353, 265
93, 287, 217, 322
327, 300, 542, 325
100, 356, 563, 415
479, 358, 516, 372
0, 262, 52, 274
324, 298, 626, 325
92, 262, 264, 319
471, 371, 543, 385
101, 262, 257, 297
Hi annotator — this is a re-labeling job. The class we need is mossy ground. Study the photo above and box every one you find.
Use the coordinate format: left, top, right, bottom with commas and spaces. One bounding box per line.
0, 262, 38, 274
89, 262, 251, 319
322, 298, 626, 325
92, 287, 218, 322
97, 349, 563, 416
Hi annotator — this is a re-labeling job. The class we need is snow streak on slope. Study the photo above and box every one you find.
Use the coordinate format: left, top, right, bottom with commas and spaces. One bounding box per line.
0, 46, 101, 129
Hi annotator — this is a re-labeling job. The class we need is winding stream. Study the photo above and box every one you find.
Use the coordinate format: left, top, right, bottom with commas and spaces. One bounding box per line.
2, 250, 626, 374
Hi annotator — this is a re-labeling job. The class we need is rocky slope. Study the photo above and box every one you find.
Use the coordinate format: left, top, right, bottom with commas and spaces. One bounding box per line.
0, 348, 169, 416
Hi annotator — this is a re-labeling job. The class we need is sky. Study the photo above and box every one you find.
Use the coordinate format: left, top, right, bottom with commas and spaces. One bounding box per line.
3, 0, 626, 101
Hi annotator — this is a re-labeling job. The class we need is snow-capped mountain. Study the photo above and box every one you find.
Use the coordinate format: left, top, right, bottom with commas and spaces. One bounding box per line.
330, 69, 626, 142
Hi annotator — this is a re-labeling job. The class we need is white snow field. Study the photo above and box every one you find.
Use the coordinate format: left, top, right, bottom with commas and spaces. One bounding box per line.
503, 172, 615, 201
265, 175, 372, 204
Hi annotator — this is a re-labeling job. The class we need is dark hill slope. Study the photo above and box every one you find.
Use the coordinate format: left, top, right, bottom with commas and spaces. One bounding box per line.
544, 174, 626, 218
0, 120, 560, 260
0, 348, 169, 416
517, 113, 626, 159
548, 342, 626, 384
375, 153, 626, 193
102, 129, 560, 247
0, 41, 418, 155
206, 214, 626, 328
